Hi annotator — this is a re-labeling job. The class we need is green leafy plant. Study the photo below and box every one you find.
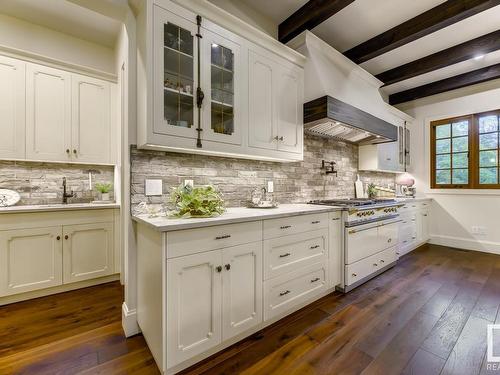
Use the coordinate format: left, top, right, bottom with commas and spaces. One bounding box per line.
367, 183, 377, 199
95, 183, 113, 194
169, 184, 225, 218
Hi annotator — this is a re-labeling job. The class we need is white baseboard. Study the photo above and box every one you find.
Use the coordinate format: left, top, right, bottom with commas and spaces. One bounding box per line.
122, 302, 141, 337
429, 234, 500, 255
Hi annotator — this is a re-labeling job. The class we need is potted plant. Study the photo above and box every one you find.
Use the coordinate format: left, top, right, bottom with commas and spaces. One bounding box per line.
168, 184, 225, 218
95, 183, 113, 201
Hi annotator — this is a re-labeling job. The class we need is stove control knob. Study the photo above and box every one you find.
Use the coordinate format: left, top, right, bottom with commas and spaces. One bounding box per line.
357, 212, 362, 217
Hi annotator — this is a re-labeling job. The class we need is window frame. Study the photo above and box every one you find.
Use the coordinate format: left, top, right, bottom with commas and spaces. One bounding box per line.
430, 110, 500, 189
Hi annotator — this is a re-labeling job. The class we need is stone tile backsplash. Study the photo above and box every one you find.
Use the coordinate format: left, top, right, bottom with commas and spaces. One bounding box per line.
131, 134, 395, 214
0, 161, 115, 205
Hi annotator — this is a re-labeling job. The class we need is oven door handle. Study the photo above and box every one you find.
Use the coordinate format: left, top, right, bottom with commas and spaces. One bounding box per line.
347, 219, 402, 234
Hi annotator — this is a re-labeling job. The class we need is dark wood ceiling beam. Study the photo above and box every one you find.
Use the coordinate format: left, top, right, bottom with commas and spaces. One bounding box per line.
344, 0, 500, 64
377, 30, 500, 86
388, 63, 500, 105
278, 0, 355, 44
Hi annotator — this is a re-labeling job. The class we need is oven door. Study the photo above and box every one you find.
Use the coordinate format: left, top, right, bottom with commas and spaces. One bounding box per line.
345, 219, 400, 264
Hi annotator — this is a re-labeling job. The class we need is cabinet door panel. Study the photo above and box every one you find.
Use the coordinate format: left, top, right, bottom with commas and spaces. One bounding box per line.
26, 63, 71, 161
166, 250, 222, 367
418, 209, 430, 242
0, 55, 25, 159
63, 223, 114, 283
276, 67, 303, 154
222, 242, 262, 340
0, 227, 62, 296
72, 75, 111, 163
329, 212, 342, 287
248, 50, 276, 150
202, 30, 242, 146
153, 6, 198, 139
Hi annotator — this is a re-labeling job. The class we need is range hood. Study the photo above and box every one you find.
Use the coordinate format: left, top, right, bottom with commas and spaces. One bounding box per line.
304, 95, 398, 144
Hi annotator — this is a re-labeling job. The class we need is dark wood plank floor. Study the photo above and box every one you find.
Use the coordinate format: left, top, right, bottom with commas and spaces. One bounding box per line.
1, 244, 499, 375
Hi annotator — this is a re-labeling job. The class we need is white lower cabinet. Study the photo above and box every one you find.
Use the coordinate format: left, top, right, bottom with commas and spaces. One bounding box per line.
166, 242, 262, 368
0, 210, 118, 299
329, 211, 342, 287
0, 226, 63, 296
63, 223, 114, 283
397, 201, 432, 257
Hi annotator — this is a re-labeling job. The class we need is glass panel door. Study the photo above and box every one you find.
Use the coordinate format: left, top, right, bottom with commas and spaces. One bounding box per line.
478, 114, 499, 185
202, 30, 241, 145
153, 8, 198, 138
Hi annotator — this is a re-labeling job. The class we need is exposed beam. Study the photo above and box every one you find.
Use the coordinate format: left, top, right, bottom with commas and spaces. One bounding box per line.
388, 63, 500, 105
344, 0, 500, 64
377, 30, 500, 86
278, 0, 354, 44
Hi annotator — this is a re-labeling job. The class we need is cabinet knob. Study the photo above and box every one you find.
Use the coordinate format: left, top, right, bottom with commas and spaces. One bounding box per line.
66, 149, 70, 154
56, 235, 61, 240
64, 235, 69, 240
373, 263, 378, 267
273, 136, 279, 141
352, 273, 357, 277
279, 136, 284, 141
225, 264, 231, 271
380, 260, 385, 263
73, 149, 77, 154
388, 238, 392, 243
216, 266, 222, 273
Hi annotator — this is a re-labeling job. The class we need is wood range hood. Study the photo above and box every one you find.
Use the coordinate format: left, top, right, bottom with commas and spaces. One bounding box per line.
303, 95, 398, 144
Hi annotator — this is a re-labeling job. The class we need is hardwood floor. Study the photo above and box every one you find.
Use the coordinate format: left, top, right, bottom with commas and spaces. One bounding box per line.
1, 244, 499, 375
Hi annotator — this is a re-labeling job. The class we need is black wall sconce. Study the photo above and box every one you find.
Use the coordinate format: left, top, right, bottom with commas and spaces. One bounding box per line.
321, 160, 337, 176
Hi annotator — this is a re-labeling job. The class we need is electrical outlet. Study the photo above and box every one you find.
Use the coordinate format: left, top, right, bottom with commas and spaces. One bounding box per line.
145, 179, 162, 196
267, 180, 274, 193
184, 179, 194, 188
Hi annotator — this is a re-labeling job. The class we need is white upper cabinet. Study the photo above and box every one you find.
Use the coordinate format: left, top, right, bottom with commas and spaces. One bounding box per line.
26, 63, 72, 162
0, 55, 25, 159
71, 74, 111, 164
153, 7, 198, 140
137, 0, 305, 162
202, 29, 243, 146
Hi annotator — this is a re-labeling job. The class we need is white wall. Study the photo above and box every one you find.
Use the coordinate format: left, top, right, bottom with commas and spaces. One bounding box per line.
401, 83, 500, 255
0, 13, 115, 74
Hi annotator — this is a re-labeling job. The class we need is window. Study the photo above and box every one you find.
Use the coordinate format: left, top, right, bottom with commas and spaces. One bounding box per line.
431, 110, 500, 189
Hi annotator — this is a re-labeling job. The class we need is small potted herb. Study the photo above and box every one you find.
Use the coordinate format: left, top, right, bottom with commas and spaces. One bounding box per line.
169, 184, 225, 218
95, 183, 113, 201
367, 183, 377, 199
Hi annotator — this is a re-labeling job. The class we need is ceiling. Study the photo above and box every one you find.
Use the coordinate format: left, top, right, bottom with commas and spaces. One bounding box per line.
0, 0, 122, 48
239, 0, 500, 104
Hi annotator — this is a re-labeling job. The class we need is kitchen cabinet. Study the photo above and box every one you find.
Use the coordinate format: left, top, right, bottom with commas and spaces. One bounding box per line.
71, 74, 111, 163
0, 226, 63, 296
166, 242, 262, 367
418, 209, 430, 242
329, 211, 342, 287
221, 243, 262, 340
0, 55, 25, 159
137, 0, 305, 162
166, 250, 222, 367
26, 63, 72, 162
397, 200, 431, 257
63, 222, 114, 283
0, 209, 119, 301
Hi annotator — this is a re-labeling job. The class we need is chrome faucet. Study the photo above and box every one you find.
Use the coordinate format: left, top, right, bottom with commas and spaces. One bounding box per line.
62, 177, 74, 204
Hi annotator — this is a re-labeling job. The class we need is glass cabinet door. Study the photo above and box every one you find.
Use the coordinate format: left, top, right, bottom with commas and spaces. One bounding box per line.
154, 8, 198, 138
202, 30, 241, 145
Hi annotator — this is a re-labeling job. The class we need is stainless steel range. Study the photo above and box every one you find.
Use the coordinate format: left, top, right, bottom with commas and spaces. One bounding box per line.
309, 199, 402, 292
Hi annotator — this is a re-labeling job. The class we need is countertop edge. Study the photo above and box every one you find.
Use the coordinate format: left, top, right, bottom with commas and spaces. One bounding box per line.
132, 205, 345, 232
0, 204, 121, 214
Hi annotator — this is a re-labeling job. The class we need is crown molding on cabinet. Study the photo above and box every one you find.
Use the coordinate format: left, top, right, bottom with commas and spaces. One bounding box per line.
0, 44, 118, 83
166, 0, 307, 68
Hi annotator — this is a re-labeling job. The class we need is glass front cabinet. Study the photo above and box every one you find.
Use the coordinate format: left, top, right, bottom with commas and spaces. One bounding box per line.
140, 2, 304, 161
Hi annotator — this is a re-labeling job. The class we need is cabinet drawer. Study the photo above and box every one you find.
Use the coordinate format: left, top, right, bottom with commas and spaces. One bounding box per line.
264, 213, 328, 239
264, 229, 327, 280
166, 221, 262, 258
419, 201, 431, 210
400, 202, 419, 212
264, 262, 327, 320
345, 246, 396, 287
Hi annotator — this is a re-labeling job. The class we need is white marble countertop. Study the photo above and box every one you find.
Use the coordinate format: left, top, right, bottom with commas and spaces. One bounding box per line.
0, 202, 120, 214
133, 204, 344, 232
394, 197, 433, 202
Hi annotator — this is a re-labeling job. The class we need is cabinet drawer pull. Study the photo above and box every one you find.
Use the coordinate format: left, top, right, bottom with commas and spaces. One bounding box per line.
373, 263, 378, 267
216, 266, 222, 273
310, 277, 320, 283
278, 136, 284, 141
352, 273, 357, 277
310, 245, 320, 249
412, 236, 416, 240
279, 290, 290, 296
388, 238, 392, 243
280, 225, 291, 230
423, 214, 428, 217
64, 235, 69, 240
331, 217, 340, 221
215, 234, 231, 240
311, 220, 321, 224
279, 252, 291, 258
225, 264, 231, 271
380, 260, 385, 263
56, 236, 61, 240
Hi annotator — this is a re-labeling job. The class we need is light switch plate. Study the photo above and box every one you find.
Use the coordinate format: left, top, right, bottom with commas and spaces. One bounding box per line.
145, 179, 163, 196
184, 179, 194, 188
267, 180, 274, 193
